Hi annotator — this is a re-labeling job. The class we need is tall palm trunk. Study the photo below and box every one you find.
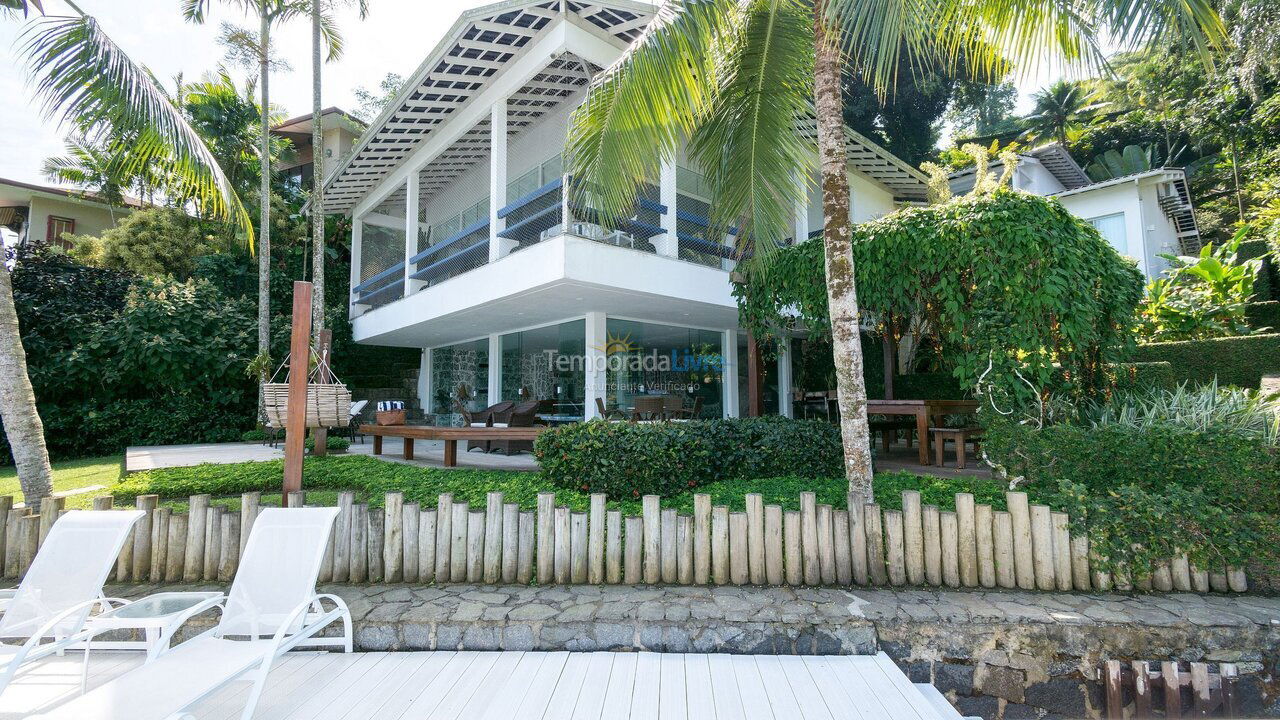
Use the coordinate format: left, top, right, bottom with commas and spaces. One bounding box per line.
257, 6, 272, 422
814, 4, 874, 495
0, 262, 52, 502
310, 0, 325, 338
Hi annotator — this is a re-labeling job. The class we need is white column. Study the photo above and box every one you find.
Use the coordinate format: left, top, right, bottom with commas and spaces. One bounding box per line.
349, 216, 364, 317
653, 160, 678, 256
584, 312, 607, 419
777, 336, 793, 418
404, 173, 424, 294
490, 100, 517, 260
419, 348, 432, 418
487, 334, 502, 404
722, 330, 740, 419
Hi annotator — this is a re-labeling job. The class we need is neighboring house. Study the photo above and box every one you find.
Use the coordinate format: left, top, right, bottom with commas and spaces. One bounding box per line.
949, 143, 1202, 281
0, 177, 140, 252
320, 0, 928, 422
272, 107, 367, 189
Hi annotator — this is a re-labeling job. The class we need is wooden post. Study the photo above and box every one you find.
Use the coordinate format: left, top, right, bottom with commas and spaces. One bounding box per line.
693, 494, 711, 585
605, 510, 622, 584
203, 506, 223, 581
1029, 504, 1056, 591
219, 514, 240, 582
1051, 512, 1073, 591
833, 509, 852, 585
816, 504, 836, 585
940, 510, 960, 588
436, 493, 454, 582
783, 510, 802, 585
165, 514, 188, 581
482, 492, 503, 584
800, 492, 820, 585
368, 510, 385, 582
847, 492, 868, 585
150, 507, 170, 582
18, 514, 38, 577
0, 496, 10, 574
728, 511, 748, 585
311, 328, 332, 457
677, 515, 693, 584
975, 504, 996, 588
642, 495, 660, 584
384, 492, 405, 582
553, 506, 570, 584
516, 511, 535, 584
403, 502, 420, 583
286, 490, 305, 508
419, 508, 437, 583
282, 281, 313, 503
465, 510, 484, 582
132, 495, 158, 581
660, 508, 677, 583
333, 491, 353, 582
240, 491, 261, 560
745, 493, 765, 585
536, 492, 554, 584
570, 511, 588, 583
1171, 554, 1192, 592
955, 493, 978, 587
349, 505, 368, 583
864, 504, 887, 585
764, 505, 784, 585
500, 503, 518, 584
624, 515, 643, 584
588, 494, 606, 584
902, 491, 925, 585
1006, 492, 1036, 590
449, 502, 468, 583
922, 504, 942, 586
711, 506, 730, 584
39, 496, 64, 547
884, 509, 907, 586
3, 508, 20, 579
993, 511, 1015, 588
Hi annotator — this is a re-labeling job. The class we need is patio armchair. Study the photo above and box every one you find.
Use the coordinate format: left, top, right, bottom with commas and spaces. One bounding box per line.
343, 399, 369, 444
594, 397, 625, 421
457, 400, 515, 453
489, 401, 547, 455
668, 396, 702, 420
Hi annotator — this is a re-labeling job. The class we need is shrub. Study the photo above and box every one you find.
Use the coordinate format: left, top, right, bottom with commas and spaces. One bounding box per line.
1127, 333, 1280, 388
305, 436, 351, 453
1079, 381, 1280, 445
68, 207, 216, 278
1138, 233, 1264, 341
534, 417, 842, 498
1109, 361, 1176, 393
1247, 300, 1280, 331
241, 429, 267, 442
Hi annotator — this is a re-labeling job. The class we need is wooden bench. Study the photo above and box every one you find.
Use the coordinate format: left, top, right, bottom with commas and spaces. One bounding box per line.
929, 426, 984, 469
360, 424, 550, 467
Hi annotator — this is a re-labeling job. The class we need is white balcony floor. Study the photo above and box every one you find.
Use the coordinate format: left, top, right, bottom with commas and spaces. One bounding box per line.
5, 650, 955, 720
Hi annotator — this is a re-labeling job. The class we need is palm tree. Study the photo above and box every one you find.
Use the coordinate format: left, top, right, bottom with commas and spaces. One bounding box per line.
310, 0, 368, 338
183, 0, 341, 418
567, 0, 1222, 495
3, 0, 252, 502
1022, 79, 1108, 146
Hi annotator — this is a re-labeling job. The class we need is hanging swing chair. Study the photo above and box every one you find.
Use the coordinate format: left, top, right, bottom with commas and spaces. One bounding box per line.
262, 349, 352, 428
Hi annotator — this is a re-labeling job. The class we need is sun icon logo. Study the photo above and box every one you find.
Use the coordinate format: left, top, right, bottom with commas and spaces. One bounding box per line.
594, 331, 637, 356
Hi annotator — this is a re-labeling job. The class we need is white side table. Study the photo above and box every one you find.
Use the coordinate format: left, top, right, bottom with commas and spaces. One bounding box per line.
78, 591, 224, 689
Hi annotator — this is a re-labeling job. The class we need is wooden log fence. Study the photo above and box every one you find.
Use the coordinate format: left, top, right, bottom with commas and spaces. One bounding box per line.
0, 490, 1249, 593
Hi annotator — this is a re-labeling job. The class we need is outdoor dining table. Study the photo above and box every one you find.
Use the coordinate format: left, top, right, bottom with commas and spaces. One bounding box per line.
865, 399, 979, 465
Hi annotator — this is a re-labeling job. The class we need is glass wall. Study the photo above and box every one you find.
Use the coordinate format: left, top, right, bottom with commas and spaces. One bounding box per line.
605, 319, 724, 418
430, 338, 489, 414
501, 319, 586, 422
737, 334, 780, 416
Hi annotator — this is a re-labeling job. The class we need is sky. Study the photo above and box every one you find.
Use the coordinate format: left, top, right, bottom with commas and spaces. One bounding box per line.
0, 0, 1065, 190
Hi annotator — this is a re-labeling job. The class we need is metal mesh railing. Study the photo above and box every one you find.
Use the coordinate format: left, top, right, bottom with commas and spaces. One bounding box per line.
354, 192, 407, 309
411, 197, 490, 288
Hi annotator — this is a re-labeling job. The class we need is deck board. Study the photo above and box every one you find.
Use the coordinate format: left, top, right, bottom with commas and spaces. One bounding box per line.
3, 650, 948, 719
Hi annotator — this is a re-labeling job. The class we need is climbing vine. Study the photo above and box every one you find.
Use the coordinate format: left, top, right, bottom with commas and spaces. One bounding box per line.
734, 189, 1145, 411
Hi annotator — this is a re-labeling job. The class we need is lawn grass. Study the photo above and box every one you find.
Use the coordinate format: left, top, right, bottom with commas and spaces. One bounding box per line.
115, 454, 1013, 515
0, 455, 124, 508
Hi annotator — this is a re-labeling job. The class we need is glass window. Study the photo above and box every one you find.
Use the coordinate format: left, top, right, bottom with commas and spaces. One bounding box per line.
1089, 213, 1128, 256
501, 319, 586, 422
605, 319, 724, 419
430, 338, 489, 415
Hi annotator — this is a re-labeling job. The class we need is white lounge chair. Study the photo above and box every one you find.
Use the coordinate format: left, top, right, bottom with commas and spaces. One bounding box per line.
0, 510, 144, 694
38, 507, 352, 720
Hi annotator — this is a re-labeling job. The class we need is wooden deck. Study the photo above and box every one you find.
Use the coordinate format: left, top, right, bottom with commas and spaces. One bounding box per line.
5, 650, 956, 719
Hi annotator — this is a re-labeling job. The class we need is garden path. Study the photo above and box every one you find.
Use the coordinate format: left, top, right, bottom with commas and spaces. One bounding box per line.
124, 438, 540, 473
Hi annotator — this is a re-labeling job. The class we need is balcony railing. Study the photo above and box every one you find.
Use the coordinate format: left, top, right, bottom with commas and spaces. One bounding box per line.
354, 176, 741, 311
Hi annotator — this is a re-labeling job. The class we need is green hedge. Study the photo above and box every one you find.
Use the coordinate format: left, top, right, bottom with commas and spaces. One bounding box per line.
533, 417, 842, 498
1129, 333, 1280, 388
1238, 238, 1276, 301
984, 420, 1279, 570
1247, 301, 1280, 332
1110, 361, 1176, 393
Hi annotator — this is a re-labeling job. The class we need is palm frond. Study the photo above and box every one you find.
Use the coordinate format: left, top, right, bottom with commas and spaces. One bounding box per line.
22, 14, 253, 247
566, 0, 736, 225
687, 0, 814, 251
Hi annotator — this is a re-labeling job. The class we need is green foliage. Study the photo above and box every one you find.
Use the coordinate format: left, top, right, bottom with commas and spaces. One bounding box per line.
1128, 333, 1280, 388
1138, 233, 1263, 341
1247, 301, 1280, 331
737, 190, 1144, 413
984, 418, 1279, 572
533, 417, 843, 498
869, 471, 1008, 511
305, 436, 350, 453
241, 429, 267, 442
1236, 237, 1277, 301
1076, 381, 1280, 444
1109, 361, 1177, 393
68, 207, 217, 278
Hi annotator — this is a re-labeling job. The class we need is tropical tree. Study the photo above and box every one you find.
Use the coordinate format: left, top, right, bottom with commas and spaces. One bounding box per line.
566, 0, 1222, 494
183, 0, 341, 416
311, 0, 368, 338
1022, 79, 1108, 146
2, 0, 251, 502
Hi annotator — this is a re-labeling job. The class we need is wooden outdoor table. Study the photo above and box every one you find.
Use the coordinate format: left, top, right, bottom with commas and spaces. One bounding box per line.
864, 399, 979, 465
360, 424, 550, 466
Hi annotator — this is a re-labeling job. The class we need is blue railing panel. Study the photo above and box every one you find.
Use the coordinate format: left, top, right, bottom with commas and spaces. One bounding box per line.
409, 239, 489, 283
351, 261, 406, 294
409, 218, 490, 266
497, 177, 563, 219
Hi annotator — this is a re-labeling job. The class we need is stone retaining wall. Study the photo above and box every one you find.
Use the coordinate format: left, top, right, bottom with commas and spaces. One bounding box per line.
116, 583, 1280, 718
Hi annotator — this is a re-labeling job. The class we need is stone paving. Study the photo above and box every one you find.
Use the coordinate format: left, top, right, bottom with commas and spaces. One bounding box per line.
112, 583, 1280, 718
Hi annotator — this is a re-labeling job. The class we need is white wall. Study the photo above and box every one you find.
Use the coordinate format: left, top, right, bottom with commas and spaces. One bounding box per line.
1056, 182, 1151, 277
26, 196, 131, 248
1012, 158, 1067, 195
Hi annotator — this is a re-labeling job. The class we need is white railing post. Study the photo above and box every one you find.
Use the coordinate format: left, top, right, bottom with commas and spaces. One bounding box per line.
419, 347, 432, 418
489, 99, 511, 260
722, 330, 740, 418
655, 160, 678, 257
405, 172, 424, 295
349, 216, 364, 317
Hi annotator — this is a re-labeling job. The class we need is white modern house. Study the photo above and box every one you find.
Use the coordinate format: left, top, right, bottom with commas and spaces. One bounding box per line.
321, 0, 928, 423
949, 144, 1202, 280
